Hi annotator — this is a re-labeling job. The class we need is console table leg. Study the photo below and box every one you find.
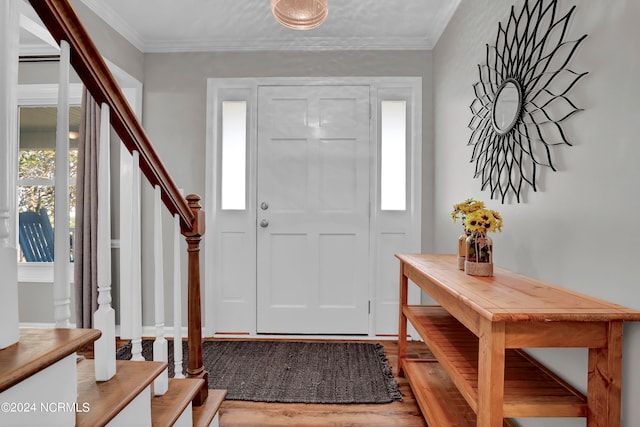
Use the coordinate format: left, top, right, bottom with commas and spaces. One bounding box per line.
398, 265, 408, 377
587, 321, 623, 427
477, 320, 505, 427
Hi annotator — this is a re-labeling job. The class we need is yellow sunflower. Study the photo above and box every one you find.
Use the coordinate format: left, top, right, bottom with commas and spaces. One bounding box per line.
451, 198, 485, 223
463, 209, 503, 234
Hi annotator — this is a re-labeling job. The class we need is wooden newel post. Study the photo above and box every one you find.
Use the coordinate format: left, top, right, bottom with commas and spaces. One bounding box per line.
182, 194, 208, 406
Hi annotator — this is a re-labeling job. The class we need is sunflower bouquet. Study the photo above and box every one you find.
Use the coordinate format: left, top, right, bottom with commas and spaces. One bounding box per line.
451, 198, 488, 269
450, 198, 485, 225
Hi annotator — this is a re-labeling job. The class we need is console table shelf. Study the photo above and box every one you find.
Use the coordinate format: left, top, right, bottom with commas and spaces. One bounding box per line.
396, 254, 640, 427
404, 359, 516, 427
404, 305, 586, 418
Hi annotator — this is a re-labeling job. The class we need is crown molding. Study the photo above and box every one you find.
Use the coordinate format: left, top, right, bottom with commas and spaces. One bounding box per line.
144, 36, 436, 53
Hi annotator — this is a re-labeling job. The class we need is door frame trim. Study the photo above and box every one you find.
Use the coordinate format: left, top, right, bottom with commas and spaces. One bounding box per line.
204, 77, 422, 337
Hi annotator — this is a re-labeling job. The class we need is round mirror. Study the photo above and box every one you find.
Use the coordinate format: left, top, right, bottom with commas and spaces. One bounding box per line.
492, 79, 522, 135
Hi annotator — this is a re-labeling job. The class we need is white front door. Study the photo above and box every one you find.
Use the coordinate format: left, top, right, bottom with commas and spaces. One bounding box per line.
256, 85, 371, 334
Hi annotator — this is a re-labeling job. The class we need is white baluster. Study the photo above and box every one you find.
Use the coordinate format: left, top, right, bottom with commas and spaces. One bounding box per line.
119, 145, 134, 340
54, 40, 71, 328
153, 185, 168, 395
94, 103, 115, 381
173, 212, 184, 378
130, 150, 144, 361
0, 0, 20, 349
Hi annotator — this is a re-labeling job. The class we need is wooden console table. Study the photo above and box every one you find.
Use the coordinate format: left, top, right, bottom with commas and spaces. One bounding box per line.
396, 253, 640, 427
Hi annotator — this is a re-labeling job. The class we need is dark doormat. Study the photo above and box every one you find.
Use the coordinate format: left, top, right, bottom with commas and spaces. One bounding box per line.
116, 340, 402, 404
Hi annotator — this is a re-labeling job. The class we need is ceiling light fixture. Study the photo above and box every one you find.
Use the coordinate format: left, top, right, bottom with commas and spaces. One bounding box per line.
271, 0, 329, 30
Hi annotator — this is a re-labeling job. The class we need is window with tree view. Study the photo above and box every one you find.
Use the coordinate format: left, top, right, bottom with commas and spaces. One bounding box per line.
18, 106, 79, 262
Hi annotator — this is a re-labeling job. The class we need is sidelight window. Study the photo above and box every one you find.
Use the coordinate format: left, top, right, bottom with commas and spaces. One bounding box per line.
221, 101, 247, 210
380, 100, 407, 211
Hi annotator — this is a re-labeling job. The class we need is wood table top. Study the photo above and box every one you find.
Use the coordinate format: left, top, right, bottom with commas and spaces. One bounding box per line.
396, 254, 640, 323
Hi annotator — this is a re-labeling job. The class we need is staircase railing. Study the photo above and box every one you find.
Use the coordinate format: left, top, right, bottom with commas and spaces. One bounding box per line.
28, 0, 209, 405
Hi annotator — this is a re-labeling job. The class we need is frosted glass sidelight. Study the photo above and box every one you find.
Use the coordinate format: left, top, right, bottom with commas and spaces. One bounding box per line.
380, 101, 406, 211
221, 101, 247, 210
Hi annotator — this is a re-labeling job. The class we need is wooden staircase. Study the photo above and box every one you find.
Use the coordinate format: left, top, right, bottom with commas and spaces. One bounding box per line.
0, 328, 225, 427
2, 0, 227, 424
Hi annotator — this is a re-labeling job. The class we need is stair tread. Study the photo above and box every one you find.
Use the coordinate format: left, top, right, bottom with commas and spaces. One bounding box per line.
193, 389, 227, 427
151, 378, 204, 427
76, 359, 167, 427
0, 327, 101, 393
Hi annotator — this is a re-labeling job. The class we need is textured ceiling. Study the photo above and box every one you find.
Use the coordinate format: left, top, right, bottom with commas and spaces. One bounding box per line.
75, 0, 461, 52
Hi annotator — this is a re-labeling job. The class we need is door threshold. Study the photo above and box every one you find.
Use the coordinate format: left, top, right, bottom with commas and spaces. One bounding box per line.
208, 333, 398, 341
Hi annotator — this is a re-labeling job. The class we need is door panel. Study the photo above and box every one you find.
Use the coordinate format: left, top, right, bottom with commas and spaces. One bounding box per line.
257, 85, 370, 334
318, 233, 358, 306
319, 139, 358, 211
269, 233, 308, 308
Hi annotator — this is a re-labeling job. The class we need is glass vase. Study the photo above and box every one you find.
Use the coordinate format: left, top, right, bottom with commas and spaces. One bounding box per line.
457, 230, 470, 270
464, 232, 493, 276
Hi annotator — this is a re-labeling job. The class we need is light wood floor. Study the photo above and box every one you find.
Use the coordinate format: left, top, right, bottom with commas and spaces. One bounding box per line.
217, 340, 433, 427
99, 338, 434, 426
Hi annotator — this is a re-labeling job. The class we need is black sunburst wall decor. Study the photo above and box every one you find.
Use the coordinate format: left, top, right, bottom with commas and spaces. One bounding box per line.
468, 0, 588, 203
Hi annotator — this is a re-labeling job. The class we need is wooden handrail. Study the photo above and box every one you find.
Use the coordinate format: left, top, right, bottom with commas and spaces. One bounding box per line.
27, 0, 194, 232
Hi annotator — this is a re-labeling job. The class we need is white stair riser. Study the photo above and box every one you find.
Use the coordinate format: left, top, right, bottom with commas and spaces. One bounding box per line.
210, 411, 220, 427
106, 384, 152, 427
0, 353, 77, 427
0, 249, 19, 348
172, 401, 193, 427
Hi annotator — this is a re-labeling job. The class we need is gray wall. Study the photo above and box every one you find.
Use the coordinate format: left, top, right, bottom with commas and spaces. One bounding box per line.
433, 1, 640, 425
70, 0, 144, 82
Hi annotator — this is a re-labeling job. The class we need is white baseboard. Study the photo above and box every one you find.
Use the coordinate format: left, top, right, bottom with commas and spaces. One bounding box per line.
19, 322, 61, 328
209, 333, 400, 341
138, 325, 190, 339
